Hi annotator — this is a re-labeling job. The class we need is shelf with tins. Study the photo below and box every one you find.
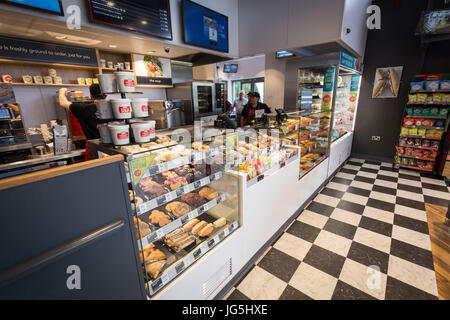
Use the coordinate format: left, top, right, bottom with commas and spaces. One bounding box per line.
10, 82, 90, 87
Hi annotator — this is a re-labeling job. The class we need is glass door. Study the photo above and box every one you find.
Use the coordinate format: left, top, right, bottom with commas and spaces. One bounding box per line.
232, 77, 265, 102
196, 85, 213, 114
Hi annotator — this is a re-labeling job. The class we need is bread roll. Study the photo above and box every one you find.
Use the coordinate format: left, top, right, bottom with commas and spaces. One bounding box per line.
191, 221, 207, 235
213, 217, 226, 228
198, 223, 214, 237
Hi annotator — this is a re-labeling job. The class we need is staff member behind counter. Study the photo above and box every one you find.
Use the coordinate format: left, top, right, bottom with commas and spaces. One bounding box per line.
240, 92, 271, 127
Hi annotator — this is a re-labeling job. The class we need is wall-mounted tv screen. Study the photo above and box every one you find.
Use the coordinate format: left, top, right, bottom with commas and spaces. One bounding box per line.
223, 64, 238, 73
182, 0, 229, 53
276, 51, 295, 59
0, 0, 63, 15
416, 9, 450, 35
87, 0, 172, 40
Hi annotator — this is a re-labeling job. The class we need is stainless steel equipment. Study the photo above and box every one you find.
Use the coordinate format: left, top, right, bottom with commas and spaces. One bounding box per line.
147, 100, 188, 129
165, 100, 185, 129
166, 81, 223, 122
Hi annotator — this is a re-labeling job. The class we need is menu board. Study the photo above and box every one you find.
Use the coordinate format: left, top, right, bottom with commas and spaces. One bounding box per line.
87, 0, 172, 40
133, 54, 172, 87
0, 83, 16, 105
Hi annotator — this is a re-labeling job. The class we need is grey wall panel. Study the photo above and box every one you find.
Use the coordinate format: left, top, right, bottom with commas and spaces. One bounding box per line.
0, 161, 146, 299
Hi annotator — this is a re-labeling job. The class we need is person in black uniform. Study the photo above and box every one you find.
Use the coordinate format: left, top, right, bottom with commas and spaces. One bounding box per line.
240, 92, 271, 127
58, 85, 106, 140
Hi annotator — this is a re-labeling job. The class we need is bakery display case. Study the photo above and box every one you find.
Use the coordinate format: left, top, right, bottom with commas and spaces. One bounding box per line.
331, 68, 361, 143
124, 134, 239, 297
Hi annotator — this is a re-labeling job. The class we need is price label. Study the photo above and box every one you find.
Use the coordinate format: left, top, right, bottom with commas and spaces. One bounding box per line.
165, 192, 175, 202
180, 215, 189, 224
176, 188, 184, 197
194, 181, 201, 189
149, 166, 159, 175
188, 210, 198, 220
184, 254, 195, 266
257, 175, 265, 182
218, 231, 225, 241
193, 152, 202, 162
186, 184, 195, 192
151, 278, 163, 292
201, 177, 209, 186
207, 239, 215, 248
198, 205, 205, 214
156, 228, 165, 240
228, 224, 234, 233
157, 196, 166, 206
161, 273, 170, 285
280, 162, 286, 169
175, 261, 185, 274
193, 248, 202, 259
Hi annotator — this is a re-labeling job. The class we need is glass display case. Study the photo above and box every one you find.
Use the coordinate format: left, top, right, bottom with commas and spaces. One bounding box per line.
101, 134, 240, 297
331, 68, 361, 142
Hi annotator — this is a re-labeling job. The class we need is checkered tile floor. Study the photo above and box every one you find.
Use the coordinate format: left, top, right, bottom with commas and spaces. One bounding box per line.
223, 158, 450, 300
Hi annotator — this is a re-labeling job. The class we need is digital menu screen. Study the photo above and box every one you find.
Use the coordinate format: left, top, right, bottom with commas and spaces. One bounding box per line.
223, 64, 237, 73
182, 0, 229, 53
1, 0, 63, 15
87, 0, 172, 40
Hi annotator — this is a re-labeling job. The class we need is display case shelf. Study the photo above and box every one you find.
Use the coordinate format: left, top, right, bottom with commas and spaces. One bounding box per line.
404, 115, 447, 119
394, 164, 433, 172
396, 145, 439, 151
136, 171, 223, 215
400, 135, 442, 140
396, 154, 436, 162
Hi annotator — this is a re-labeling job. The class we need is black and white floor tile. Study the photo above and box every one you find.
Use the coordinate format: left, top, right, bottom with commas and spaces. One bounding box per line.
224, 158, 449, 300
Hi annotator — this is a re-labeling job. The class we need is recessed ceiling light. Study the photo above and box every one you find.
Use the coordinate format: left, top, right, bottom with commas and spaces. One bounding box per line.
55, 36, 67, 40
107, 2, 115, 6
147, 50, 156, 54
109, 44, 118, 48
142, 21, 148, 25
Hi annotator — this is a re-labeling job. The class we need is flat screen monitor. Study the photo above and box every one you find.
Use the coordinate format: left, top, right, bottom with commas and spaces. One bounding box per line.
87, 0, 172, 40
223, 64, 238, 73
0, 0, 63, 15
182, 0, 229, 53
276, 51, 295, 59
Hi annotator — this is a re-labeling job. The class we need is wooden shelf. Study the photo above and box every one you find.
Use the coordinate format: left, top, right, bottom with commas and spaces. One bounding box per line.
11, 82, 90, 87
0, 59, 100, 70
101, 68, 134, 72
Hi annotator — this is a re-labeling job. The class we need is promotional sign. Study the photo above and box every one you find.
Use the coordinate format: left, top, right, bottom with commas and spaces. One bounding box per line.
133, 54, 173, 87
372, 66, 403, 98
349, 74, 361, 114
340, 50, 357, 70
0, 36, 98, 67
321, 66, 336, 111
129, 154, 157, 187
0, 83, 16, 104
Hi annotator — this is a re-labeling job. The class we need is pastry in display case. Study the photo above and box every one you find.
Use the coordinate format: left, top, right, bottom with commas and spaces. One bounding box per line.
125, 134, 239, 297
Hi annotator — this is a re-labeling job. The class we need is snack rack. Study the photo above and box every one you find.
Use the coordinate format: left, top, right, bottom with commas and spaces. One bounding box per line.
395, 74, 450, 172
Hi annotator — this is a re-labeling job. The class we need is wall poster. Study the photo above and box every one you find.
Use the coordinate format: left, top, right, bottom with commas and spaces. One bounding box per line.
372, 66, 403, 98
133, 54, 173, 87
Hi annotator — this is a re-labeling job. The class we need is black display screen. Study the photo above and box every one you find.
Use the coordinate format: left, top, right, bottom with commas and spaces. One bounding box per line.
87, 0, 172, 40
223, 64, 238, 73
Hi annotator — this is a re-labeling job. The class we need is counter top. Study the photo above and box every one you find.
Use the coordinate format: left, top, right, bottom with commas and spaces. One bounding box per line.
0, 141, 32, 153
0, 149, 86, 172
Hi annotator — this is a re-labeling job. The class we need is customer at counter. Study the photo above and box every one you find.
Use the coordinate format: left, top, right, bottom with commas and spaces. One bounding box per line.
230, 90, 247, 127
240, 92, 271, 127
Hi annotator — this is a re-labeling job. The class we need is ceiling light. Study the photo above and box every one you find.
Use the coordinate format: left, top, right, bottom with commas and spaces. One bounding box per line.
55, 36, 67, 40
107, 2, 115, 6
142, 21, 148, 25
109, 44, 118, 48
147, 50, 156, 54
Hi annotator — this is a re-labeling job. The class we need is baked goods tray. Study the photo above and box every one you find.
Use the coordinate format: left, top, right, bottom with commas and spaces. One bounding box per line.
138, 193, 227, 248
220, 143, 283, 171
128, 147, 220, 178
147, 219, 240, 296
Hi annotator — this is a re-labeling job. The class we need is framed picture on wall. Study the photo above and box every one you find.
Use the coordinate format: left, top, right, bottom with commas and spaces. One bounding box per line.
132, 54, 173, 87
372, 66, 403, 98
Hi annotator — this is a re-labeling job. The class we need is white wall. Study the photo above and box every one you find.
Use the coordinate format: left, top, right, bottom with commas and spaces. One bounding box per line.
264, 54, 286, 109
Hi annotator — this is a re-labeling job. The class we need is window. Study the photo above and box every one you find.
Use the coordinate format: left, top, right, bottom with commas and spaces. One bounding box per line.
232, 77, 264, 103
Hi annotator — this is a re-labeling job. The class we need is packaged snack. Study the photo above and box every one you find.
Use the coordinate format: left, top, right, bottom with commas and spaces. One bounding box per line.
433, 93, 442, 103
403, 118, 414, 127
418, 128, 427, 136
410, 82, 423, 92
425, 80, 440, 91
417, 161, 425, 168
409, 128, 418, 136
415, 119, 424, 126
439, 108, 448, 117
421, 119, 434, 127
405, 107, 414, 115
33, 76, 43, 84
405, 148, 414, 157
422, 150, 431, 158
434, 119, 445, 128
413, 107, 422, 116
421, 107, 430, 116
394, 155, 401, 164
431, 140, 439, 148
417, 94, 427, 103
426, 95, 433, 103
406, 138, 414, 146
408, 95, 417, 104
429, 107, 439, 115
422, 140, 430, 147
443, 94, 450, 103
408, 158, 416, 166
440, 80, 450, 90
22, 75, 32, 84
429, 150, 438, 158
399, 137, 407, 146
401, 157, 409, 165
396, 146, 405, 154
400, 127, 409, 136
1, 74, 12, 83
414, 139, 421, 147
